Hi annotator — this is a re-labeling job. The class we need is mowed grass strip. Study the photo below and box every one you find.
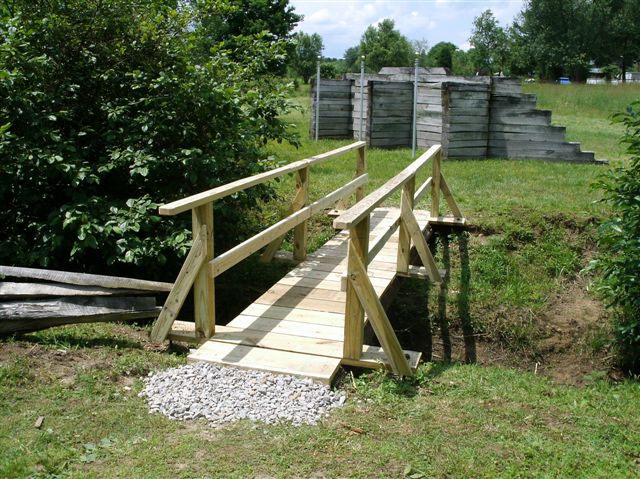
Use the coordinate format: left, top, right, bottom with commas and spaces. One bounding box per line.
1, 324, 639, 478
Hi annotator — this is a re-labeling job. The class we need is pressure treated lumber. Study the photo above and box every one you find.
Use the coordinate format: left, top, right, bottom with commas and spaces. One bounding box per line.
150, 226, 207, 342
159, 142, 365, 215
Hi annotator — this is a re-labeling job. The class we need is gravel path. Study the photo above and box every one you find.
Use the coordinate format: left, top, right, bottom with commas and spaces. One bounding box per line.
139, 362, 346, 426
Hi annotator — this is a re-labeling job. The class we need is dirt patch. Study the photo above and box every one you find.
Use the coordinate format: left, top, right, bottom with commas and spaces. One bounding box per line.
426, 278, 612, 387
533, 280, 611, 385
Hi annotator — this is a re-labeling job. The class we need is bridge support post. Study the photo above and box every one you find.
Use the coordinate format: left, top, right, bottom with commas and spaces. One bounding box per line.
344, 216, 369, 360
192, 203, 215, 339
397, 176, 415, 274
293, 167, 309, 261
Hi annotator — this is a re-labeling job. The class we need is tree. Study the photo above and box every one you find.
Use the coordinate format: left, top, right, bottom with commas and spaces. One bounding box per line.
342, 46, 361, 73
426, 42, 457, 70
452, 49, 476, 76
411, 38, 429, 67
602, 0, 640, 82
590, 101, 640, 373
516, 0, 592, 81
359, 19, 413, 73
290, 32, 323, 83
191, 0, 301, 73
469, 10, 509, 75
0, 0, 297, 279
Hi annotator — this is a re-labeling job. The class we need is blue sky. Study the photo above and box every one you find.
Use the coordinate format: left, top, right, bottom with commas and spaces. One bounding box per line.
290, 0, 525, 58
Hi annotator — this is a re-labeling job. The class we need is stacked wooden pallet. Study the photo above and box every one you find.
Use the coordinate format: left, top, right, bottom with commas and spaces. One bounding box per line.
0, 266, 170, 335
367, 82, 413, 148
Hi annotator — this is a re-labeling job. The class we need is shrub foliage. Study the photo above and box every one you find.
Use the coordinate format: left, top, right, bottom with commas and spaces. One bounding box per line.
591, 101, 640, 373
0, 0, 297, 279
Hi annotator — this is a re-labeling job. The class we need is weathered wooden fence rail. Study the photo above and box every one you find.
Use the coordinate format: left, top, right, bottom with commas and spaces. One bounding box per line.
150, 141, 368, 342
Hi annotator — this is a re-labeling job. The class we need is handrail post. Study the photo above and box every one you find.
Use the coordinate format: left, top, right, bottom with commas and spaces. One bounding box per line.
397, 175, 415, 274
431, 148, 441, 217
343, 215, 369, 360
356, 145, 367, 202
293, 166, 309, 261
192, 203, 215, 339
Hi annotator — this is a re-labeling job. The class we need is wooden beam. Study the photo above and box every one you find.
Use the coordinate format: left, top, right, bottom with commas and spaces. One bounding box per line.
396, 178, 415, 274
368, 217, 400, 264
159, 142, 365, 216
343, 217, 369, 361
413, 176, 432, 205
192, 204, 215, 339
431, 149, 441, 217
333, 145, 440, 230
439, 174, 463, 218
0, 297, 160, 335
150, 225, 207, 342
210, 174, 368, 277
347, 251, 412, 376
400, 200, 443, 283
293, 167, 309, 261
0, 266, 172, 292
0, 282, 143, 298
356, 146, 367, 202
259, 168, 309, 263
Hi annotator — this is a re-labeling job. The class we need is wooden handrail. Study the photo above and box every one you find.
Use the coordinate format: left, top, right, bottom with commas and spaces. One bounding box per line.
209, 175, 368, 277
333, 144, 440, 230
159, 141, 366, 216
151, 142, 369, 343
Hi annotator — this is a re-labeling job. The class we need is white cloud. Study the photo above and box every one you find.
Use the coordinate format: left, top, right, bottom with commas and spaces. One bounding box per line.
291, 1, 526, 58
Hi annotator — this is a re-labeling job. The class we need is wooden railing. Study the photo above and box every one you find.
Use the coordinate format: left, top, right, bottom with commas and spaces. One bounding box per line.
333, 144, 463, 375
150, 142, 368, 342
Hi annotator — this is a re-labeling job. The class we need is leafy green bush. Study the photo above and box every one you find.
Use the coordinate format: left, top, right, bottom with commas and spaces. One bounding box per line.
591, 101, 640, 373
0, 0, 297, 279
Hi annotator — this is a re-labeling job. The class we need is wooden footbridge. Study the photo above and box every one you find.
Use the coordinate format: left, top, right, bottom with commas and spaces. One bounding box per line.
150, 142, 465, 384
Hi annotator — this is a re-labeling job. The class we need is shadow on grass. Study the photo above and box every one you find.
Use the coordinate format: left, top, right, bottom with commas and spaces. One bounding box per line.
389, 230, 476, 365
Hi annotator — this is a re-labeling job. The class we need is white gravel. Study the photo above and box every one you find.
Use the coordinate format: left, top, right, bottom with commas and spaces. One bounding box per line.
139, 362, 346, 426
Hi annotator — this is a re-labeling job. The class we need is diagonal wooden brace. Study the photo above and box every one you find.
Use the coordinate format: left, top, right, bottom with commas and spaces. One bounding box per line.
400, 199, 443, 283
150, 225, 208, 342
439, 174, 463, 219
347, 250, 413, 376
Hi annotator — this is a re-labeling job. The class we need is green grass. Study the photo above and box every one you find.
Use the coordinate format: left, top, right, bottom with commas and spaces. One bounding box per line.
3, 82, 639, 478
523, 83, 640, 161
1, 325, 639, 478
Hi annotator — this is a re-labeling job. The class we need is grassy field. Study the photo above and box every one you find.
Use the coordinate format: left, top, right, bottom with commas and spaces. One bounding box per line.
2, 82, 640, 478
523, 82, 640, 162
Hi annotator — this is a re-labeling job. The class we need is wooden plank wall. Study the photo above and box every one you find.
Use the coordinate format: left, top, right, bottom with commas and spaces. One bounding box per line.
488, 78, 595, 162
351, 77, 368, 141
441, 81, 491, 159
367, 81, 413, 148
416, 82, 443, 149
310, 79, 353, 139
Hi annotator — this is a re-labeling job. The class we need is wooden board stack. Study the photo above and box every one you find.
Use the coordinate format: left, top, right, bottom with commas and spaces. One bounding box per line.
0, 266, 170, 335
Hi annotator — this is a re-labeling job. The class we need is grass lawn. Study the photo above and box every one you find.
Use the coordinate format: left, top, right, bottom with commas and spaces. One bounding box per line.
2, 82, 639, 478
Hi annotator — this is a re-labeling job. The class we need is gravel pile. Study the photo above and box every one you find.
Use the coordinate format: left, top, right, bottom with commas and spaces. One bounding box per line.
139, 362, 346, 426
